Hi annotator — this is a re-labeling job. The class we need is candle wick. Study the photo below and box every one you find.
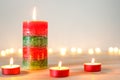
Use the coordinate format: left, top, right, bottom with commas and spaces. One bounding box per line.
10, 64, 12, 67
59, 66, 61, 70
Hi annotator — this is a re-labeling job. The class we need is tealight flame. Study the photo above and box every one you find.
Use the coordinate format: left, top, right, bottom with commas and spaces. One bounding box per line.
91, 58, 95, 63
33, 6, 37, 20
10, 57, 13, 66
58, 61, 62, 69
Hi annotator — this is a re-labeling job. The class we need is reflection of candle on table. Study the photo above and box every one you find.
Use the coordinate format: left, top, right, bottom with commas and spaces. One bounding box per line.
49, 61, 69, 77
1, 57, 20, 75
84, 58, 101, 72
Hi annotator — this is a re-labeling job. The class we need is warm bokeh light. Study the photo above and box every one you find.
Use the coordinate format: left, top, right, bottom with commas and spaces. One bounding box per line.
9, 48, 15, 54
108, 47, 114, 53
70, 47, 77, 53
0, 50, 6, 56
48, 48, 53, 54
113, 47, 119, 53
88, 48, 94, 55
18, 48, 22, 54
60, 48, 67, 56
118, 49, 120, 55
5, 49, 10, 54
33, 6, 36, 20
77, 48, 82, 54
95, 48, 101, 54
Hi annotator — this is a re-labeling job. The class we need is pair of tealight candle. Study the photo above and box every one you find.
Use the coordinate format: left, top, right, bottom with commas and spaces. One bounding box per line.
49, 58, 101, 78
1, 57, 20, 75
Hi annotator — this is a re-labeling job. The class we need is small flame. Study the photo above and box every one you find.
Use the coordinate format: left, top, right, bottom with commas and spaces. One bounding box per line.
58, 61, 62, 69
33, 6, 37, 20
91, 58, 95, 63
10, 57, 13, 66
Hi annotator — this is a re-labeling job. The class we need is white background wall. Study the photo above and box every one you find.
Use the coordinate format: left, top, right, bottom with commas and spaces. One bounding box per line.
0, 0, 120, 51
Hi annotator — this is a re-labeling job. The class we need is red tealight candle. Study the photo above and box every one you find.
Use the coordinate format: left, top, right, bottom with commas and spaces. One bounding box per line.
49, 61, 69, 77
84, 58, 101, 72
1, 57, 20, 75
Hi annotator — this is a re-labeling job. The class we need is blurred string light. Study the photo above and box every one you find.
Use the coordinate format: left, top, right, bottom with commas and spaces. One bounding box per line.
113, 47, 119, 53
18, 48, 22, 54
95, 48, 101, 54
60, 48, 67, 56
88, 48, 94, 55
77, 48, 82, 54
48, 48, 53, 54
0, 50, 6, 56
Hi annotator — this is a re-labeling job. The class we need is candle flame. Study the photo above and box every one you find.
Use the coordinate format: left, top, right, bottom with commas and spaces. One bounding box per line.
33, 6, 37, 20
58, 61, 62, 69
10, 57, 13, 65
91, 58, 95, 63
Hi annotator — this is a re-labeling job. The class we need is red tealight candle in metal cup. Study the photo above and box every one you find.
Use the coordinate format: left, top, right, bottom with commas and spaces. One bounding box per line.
84, 58, 101, 72
1, 57, 20, 75
49, 61, 69, 77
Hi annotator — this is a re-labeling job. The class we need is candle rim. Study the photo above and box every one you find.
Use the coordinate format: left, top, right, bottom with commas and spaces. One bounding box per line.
49, 66, 69, 70
84, 63, 101, 65
1, 64, 20, 68
23, 20, 48, 22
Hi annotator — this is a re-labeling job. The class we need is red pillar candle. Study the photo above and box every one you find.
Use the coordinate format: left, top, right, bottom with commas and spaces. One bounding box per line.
49, 61, 69, 77
1, 57, 20, 75
84, 58, 101, 72
23, 21, 48, 36
23, 7, 48, 69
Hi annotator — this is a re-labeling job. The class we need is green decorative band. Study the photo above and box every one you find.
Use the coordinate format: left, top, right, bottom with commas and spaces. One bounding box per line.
23, 36, 47, 47
22, 59, 47, 70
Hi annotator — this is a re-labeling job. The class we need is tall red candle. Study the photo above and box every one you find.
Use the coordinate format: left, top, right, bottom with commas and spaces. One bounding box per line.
84, 58, 101, 72
23, 7, 48, 69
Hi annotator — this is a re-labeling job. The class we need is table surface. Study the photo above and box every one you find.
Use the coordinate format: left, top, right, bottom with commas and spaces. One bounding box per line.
0, 53, 120, 80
